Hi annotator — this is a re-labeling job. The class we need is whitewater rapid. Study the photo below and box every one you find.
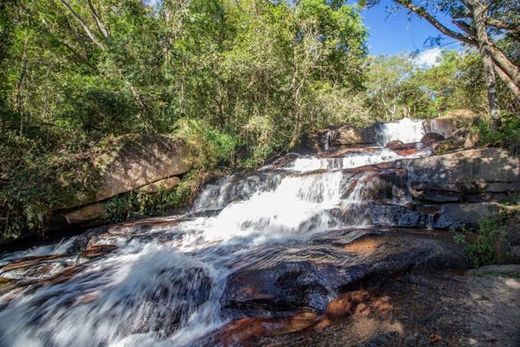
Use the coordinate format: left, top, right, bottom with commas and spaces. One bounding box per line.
0, 119, 428, 347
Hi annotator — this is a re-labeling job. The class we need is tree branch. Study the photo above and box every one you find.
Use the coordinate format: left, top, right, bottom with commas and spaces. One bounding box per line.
393, 0, 476, 45
488, 41, 520, 88
494, 64, 520, 98
87, 0, 109, 38
59, 0, 105, 50
485, 17, 520, 32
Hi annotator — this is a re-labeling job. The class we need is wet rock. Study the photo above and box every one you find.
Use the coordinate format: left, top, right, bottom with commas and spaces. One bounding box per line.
385, 140, 404, 150
80, 244, 119, 258
0, 254, 67, 272
368, 202, 502, 230
420, 132, 445, 145
384, 141, 419, 156
193, 171, 288, 211
221, 230, 468, 321
323, 127, 366, 148
44, 266, 82, 285
204, 310, 321, 346
422, 117, 456, 138
369, 204, 427, 228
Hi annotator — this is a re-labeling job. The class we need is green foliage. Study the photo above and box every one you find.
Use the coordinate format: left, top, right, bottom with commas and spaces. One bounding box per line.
472, 113, 520, 153
105, 172, 198, 223
175, 118, 237, 168
1, 0, 517, 242
466, 217, 506, 267
363, 50, 500, 121
0, 0, 370, 240
453, 216, 509, 268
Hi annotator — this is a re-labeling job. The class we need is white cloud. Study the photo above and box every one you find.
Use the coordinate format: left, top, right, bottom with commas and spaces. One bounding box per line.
413, 47, 442, 68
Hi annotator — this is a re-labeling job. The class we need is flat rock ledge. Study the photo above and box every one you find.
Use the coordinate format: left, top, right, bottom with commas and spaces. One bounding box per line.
203, 228, 470, 346
258, 265, 520, 347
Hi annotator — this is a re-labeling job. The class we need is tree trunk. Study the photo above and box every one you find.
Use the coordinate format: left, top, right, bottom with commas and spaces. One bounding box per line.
470, 0, 501, 128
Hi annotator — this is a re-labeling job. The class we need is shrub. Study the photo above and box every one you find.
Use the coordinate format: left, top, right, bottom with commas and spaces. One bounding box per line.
472, 113, 520, 154
175, 118, 237, 169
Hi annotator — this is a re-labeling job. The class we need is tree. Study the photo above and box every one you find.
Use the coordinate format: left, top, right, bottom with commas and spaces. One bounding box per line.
364, 0, 520, 125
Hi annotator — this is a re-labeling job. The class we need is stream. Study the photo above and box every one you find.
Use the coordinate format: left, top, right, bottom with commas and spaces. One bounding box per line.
0, 119, 432, 347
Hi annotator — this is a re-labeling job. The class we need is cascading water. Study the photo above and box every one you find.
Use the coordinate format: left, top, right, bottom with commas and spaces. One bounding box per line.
376, 117, 426, 145
0, 119, 431, 347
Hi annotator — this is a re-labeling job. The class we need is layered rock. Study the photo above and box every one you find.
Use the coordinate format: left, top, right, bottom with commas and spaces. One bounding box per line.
208, 229, 469, 345
56, 135, 190, 227
221, 230, 468, 319
337, 148, 520, 230
90, 135, 190, 204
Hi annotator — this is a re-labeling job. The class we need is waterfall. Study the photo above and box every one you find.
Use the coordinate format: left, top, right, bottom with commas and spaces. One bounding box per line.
0, 118, 436, 347
376, 118, 426, 145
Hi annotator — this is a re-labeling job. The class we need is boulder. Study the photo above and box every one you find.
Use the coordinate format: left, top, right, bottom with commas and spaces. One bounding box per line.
333, 127, 366, 147
64, 203, 106, 224
221, 229, 468, 321
62, 176, 182, 226
384, 140, 404, 150
90, 134, 190, 205
422, 118, 456, 138
420, 132, 445, 145
137, 176, 181, 194
317, 127, 366, 150
385, 141, 418, 156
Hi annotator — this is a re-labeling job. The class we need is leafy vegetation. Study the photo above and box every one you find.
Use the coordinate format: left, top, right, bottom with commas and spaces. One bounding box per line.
0, 0, 518, 242
454, 198, 519, 267
105, 172, 198, 223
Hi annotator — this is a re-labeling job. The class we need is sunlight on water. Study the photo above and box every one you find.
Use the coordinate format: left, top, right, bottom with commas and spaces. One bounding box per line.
0, 118, 433, 346
377, 118, 426, 145
287, 148, 420, 172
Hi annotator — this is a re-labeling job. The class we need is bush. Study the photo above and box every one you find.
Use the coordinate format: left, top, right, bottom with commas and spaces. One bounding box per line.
175, 118, 238, 169
472, 113, 520, 153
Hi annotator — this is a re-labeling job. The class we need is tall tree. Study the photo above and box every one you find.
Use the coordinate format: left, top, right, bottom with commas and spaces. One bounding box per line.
364, 0, 520, 124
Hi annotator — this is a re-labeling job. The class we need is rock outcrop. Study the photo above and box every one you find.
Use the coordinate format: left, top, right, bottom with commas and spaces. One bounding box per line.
221, 229, 468, 320
202, 228, 469, 345
363, 148, 519, 229
258, 265, 520, 347
56, 135, 191, 227
90, 135, 190, 204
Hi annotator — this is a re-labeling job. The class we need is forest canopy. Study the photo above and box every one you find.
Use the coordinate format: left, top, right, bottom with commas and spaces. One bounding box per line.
0, 0, 518, 240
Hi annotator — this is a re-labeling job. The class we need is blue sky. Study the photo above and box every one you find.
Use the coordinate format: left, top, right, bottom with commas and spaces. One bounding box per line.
356, 0, 462, 58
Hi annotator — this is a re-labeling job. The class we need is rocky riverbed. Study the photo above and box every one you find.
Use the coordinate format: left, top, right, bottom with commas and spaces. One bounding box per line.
259, 265, 520, 347
0, 118, 519, 346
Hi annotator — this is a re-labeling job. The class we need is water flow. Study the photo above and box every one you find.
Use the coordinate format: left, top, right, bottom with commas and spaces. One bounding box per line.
0, 118, 431, 347
376, 118, 426, 145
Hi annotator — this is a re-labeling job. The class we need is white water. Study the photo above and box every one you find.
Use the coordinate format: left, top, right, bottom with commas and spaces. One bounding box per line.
376, 118, 426, 145
0, 119, 430, 347
287, 147, 428, 173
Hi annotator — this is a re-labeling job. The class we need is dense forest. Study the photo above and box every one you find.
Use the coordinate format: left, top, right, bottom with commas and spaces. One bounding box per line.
0, 0, 518, 241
